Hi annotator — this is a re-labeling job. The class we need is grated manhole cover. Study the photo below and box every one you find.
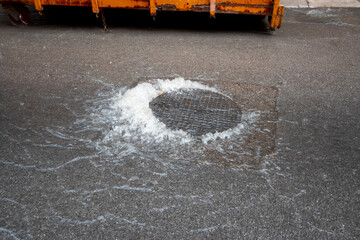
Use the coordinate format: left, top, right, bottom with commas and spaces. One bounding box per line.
150, 89, 242, 136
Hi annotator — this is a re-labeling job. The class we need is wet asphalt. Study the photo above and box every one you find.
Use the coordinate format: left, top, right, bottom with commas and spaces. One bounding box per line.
0, 6, 360, 239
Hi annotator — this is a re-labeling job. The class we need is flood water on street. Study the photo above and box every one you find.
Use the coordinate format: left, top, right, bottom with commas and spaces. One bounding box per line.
1, 6, 359, 239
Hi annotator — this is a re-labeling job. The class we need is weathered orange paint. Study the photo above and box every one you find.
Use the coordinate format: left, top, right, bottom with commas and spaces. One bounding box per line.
91, 0, 99, 13
149, 0, 156, 15
0, 0, 284, 29
98, 0, 149, 9
217, 5, 270, 15
34, 0, 42, 10
210, 0, 215, 17
40, 0, 91, 7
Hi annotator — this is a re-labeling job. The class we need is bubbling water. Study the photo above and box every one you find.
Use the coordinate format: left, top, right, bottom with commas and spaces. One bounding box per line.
107, 77, 256, 145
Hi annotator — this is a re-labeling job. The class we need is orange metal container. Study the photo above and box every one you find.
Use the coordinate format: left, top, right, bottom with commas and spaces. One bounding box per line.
1, 0, 284, 29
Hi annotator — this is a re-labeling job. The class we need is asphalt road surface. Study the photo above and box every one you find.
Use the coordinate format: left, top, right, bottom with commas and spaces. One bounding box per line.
1, 6, 359, 239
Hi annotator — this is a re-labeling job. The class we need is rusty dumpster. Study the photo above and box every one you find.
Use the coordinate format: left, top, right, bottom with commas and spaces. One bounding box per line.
1, 0, 284, 29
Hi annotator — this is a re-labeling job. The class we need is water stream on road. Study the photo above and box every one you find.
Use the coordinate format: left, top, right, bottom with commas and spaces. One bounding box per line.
1, 77, 281, 238
86, 78, 261, 169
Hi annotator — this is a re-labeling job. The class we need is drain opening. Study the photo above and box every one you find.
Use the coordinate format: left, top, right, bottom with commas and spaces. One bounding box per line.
150, 89, 242, 136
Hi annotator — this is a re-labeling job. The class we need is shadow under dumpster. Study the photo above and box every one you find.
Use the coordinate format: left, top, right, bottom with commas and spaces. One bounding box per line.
2, 5, 272, 33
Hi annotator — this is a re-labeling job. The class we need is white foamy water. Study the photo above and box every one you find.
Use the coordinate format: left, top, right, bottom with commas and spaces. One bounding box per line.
201, 111, 259, 144
79, 77, 265, 170
105, 77, 255, 144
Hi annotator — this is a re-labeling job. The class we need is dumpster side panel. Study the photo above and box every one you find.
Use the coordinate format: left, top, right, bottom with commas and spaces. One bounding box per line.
0, 0, 276, 12
0, 0, 283, 28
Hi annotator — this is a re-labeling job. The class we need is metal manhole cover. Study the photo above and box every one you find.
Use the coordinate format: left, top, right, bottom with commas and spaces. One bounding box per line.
150, 89, 242, 136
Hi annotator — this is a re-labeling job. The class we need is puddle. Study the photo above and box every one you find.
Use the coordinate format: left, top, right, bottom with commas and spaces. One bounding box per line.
0, 76, 280, 236
0, 77, 278, 171
306, 9, 338, 18
287, 8, 360, 28
86, 77, 278, 168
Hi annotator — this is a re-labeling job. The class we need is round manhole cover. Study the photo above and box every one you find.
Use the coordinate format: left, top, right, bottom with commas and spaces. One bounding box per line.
150, 89, 242, 136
